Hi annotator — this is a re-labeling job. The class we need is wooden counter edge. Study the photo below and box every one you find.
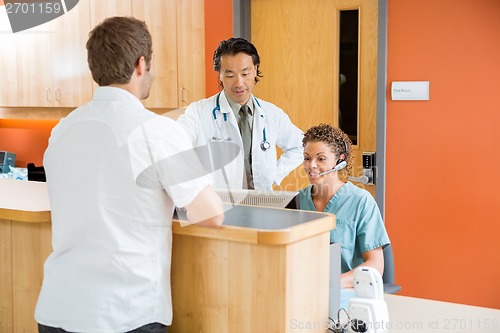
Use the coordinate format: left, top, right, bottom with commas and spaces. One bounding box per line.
172, 211, 335, 245
0, 208, 51, 223
172, 221, 259, 244
0, 198, 335, 246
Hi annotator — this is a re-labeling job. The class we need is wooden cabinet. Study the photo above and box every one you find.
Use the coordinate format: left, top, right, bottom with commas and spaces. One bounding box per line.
0, 15, 21, 107
0, 4, 92, 107
90, 0, 206, 108
0, 1, 205, 109
47, 4, 93, 107
176, 0, 206, 107
132, 0, 179, 108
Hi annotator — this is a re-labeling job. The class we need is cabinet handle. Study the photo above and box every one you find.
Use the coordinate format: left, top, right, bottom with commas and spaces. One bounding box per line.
55, 88, 61, 102
46, 88, 52, 102
180, 86, 187, 104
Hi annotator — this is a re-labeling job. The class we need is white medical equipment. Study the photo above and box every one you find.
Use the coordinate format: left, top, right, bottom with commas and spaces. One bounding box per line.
347, 267, 389, 333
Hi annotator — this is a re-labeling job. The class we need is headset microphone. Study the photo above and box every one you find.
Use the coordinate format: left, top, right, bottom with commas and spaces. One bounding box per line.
318, 160, 347, 176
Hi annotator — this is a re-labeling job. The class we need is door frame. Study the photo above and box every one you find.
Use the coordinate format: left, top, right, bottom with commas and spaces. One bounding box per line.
233, 0, 388, 218
375, 0, 388, 218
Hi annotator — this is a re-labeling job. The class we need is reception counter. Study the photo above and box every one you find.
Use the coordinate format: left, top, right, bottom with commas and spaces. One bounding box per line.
0, 179, 335, 333
0, 179, 52, 333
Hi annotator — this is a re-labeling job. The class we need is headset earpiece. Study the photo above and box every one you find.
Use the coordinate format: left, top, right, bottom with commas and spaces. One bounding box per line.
318, 151, 348, 176
332, 159, 347, 172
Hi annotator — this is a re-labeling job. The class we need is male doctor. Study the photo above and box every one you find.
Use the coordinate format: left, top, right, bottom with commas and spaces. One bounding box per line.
177, 38, 304, 191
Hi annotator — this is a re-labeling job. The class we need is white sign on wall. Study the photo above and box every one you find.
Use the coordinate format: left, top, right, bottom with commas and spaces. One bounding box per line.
391, 81, 430, 101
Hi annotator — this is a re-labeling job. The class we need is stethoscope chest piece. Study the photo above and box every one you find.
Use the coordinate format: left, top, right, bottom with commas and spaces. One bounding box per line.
213, 93, 270, 150
260, 140, 271, 151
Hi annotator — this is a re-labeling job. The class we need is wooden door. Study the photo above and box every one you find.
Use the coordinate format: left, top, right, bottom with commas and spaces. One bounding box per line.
252, 0, 379, 197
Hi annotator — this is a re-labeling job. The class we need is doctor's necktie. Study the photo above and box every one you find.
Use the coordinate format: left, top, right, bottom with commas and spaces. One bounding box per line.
239, 105, 254, 189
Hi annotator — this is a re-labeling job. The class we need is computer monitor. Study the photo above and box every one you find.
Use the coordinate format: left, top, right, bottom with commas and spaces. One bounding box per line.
214, 189, 298, 208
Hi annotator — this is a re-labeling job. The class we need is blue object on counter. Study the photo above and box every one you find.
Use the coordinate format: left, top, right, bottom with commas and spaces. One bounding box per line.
0, 166, 27, 181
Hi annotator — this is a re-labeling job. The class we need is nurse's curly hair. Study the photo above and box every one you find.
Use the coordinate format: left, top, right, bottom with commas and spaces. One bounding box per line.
303, 123, 354, 181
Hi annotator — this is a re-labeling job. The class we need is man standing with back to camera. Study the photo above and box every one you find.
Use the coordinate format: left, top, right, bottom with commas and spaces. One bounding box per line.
177, 37, 304, 191
35, 16, 224, 333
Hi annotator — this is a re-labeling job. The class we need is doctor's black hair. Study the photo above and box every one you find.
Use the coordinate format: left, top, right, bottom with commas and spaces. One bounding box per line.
213, 37, 263, 84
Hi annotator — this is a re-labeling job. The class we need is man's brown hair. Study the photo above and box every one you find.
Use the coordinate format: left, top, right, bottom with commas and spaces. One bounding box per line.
86, 16, 153, 86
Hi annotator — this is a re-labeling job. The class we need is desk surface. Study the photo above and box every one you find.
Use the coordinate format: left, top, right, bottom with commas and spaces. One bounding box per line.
0, 179, 51, 222
0, 179, 335, 245
0, 179, 50, 212
384, 294, 500, 333
223, 204, 331, 229
174, 204, 334, 245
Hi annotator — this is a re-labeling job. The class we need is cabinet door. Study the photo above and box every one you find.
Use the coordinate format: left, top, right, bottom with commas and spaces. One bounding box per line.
85, 0, 205, 109
177, 0, 205, 107
0, 11, 21, 107
16, 24, 54, 107
89, 0, 133, 92
6, 3, 92, 107
133, 0, 179, 109
90, 0, 132, 27
51, 2, 92, 107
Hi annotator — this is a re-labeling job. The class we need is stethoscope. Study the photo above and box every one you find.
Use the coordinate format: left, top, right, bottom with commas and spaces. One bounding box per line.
211, 92, 271, 151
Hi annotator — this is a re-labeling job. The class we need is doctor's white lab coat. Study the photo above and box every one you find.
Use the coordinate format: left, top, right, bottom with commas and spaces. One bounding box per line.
177, 91, 304, 191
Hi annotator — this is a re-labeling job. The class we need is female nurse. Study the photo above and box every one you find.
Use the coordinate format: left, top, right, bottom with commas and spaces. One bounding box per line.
299, 123, 390, 288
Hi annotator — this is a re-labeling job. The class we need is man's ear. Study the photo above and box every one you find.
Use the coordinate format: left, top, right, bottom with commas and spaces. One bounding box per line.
136, 56, 146, 76
217, 73, 224, 89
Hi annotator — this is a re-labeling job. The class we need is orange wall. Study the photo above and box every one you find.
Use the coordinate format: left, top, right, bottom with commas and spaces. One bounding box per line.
204, 0, 233, 97
386, 0, 500, 308
0, 119, 57, 167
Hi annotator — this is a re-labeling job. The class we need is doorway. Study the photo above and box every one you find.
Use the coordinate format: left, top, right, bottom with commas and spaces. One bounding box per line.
238, 0, 386, 212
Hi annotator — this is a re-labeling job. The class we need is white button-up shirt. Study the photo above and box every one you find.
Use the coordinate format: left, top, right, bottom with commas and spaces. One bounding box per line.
35, 87, 211, 332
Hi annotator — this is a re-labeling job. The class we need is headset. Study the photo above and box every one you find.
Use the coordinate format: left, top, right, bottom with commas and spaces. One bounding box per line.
211, 92, 271, 151
318, 140, 349, 176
